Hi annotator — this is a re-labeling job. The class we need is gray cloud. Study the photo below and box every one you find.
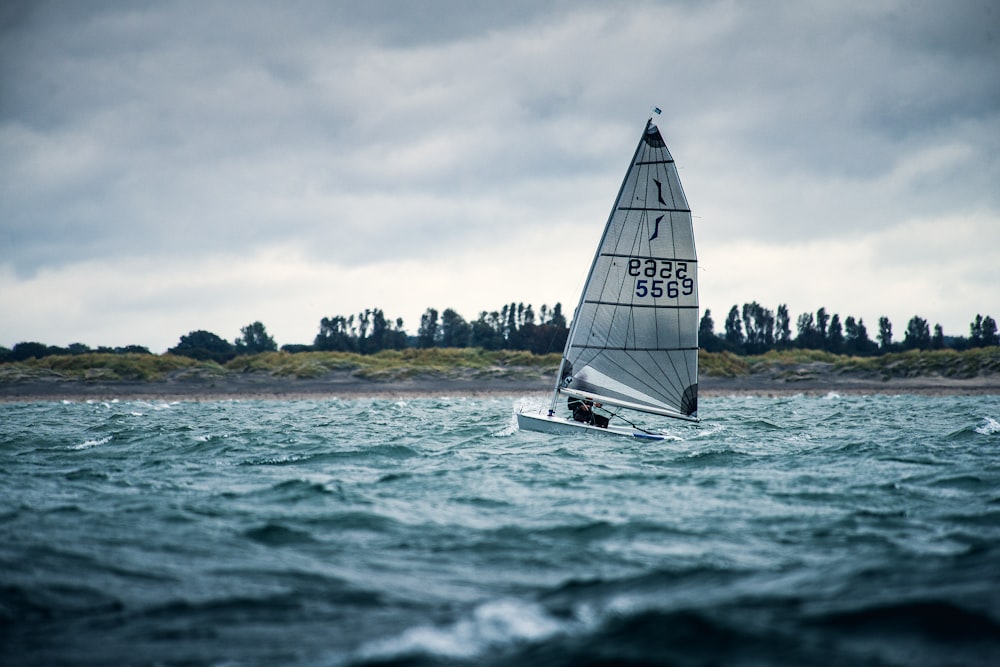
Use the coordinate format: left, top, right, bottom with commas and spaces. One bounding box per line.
1, 0, 998, 347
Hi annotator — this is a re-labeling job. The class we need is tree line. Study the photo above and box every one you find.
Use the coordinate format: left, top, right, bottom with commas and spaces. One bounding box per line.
700, 303, 999, 355
2, 302, 997, 365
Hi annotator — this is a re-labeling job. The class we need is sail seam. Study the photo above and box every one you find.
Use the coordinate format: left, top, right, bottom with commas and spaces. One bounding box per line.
583, 300, 698, 310
570, 345, 699, 351
599, 253, 697, 262
617, 207, 690, 212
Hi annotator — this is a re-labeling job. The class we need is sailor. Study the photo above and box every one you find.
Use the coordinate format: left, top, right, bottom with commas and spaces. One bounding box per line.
570, 397, 609, 428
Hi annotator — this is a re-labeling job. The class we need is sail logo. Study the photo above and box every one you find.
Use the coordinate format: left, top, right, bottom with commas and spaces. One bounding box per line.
649, 215, 664, 242
649, 179, 667, 241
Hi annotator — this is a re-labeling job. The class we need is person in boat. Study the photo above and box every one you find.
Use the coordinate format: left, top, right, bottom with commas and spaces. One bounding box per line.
568, 396, 609, 428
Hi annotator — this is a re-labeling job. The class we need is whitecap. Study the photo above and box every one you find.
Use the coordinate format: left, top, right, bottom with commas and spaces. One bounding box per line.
690, 422, 726, 439
357, 598, 565, 661
69, 435, 112, 450
974, 416, 1000, 435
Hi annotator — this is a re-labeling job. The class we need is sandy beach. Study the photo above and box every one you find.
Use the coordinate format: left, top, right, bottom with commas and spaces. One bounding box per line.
2, 369, 998, 402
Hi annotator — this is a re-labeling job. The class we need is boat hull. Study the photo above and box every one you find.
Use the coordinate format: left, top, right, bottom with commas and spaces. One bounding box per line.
516, 408, 669, 440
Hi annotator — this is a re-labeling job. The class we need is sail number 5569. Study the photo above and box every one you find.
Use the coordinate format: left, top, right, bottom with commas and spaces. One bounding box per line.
627, 258, 693, 299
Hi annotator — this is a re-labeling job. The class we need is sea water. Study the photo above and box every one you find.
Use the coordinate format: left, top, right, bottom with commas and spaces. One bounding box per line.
1, 393, 999, 666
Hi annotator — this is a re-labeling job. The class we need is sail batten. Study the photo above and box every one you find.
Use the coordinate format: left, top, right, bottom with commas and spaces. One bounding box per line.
571, 345, 699, 351
616, 207, 691, 212
554, 118, 699, 421
583, 301, 698, 310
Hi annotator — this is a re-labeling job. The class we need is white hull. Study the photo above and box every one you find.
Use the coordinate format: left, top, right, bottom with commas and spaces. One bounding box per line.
516, 408, 670, 441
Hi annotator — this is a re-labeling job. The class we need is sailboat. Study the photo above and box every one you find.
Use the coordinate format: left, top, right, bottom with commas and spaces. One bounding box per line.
517, 113, 699, 440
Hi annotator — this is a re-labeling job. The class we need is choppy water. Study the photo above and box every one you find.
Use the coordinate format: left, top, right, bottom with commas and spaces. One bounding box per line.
2, 393, 999, 666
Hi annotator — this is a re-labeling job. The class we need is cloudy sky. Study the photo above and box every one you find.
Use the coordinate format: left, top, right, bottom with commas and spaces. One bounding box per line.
2, 0, 998, 352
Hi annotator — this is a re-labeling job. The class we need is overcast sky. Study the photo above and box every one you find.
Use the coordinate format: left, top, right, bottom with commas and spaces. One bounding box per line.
2, 0, 998, 352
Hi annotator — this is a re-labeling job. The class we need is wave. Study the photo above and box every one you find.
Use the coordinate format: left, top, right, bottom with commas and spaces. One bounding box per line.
975, 416, 1000, 435
243, 522, 319, 546
348, 591, 1000, 667
943, 416, 1000, 442
813, 598, 1000, 640
356, 598, 565, 663
0, 581, 124, 623
67, 435, 112, 450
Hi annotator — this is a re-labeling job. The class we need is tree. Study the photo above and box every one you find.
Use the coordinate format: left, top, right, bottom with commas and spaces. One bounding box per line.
471, 311, 504, 350
361, 308, 405, 353
503, 303, 519, 348
903, 316, 931, 350
9, 341, 49, 362
699, 309, 724, 352
970, 314, 984, 347
528, 303, 569, 354
547, 303, 567, 329
972, 314, 999, 347
816, 308, 830, 348
878, 316, 893, 352
439, 309, 471, 348
855, 318, 876, 355
844, 316, 859, 354
844, 316, 875, 356
699, 309, 715, 339
418, 308, 439, 349
796, 312, 817, 349
741, 302, 774, 354
235, 321, 277, 355
315, 315, 356, 352
724, 305, 744, 347
775, 304, 792, 348
983, 315, 999, 346
932, 324, 945, 350
827, 314, 844, 353
169, 330, 235, 363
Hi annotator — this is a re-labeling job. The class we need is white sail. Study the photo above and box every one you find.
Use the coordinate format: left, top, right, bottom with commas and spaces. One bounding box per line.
556, 119, 698, 420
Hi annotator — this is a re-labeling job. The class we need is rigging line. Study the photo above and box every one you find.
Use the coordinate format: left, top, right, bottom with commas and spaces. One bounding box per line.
599, 404, 660, 436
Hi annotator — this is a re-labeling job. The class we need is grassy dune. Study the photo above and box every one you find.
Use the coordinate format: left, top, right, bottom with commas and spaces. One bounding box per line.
1, 347, 998, 385
0, 349, 562, 383
700, 348, 1000, 380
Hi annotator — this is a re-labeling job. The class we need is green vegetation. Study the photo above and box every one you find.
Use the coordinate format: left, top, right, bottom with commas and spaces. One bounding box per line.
2, 347, 997, 386
697, 348, 1000, 380
0, 353, 204, 383
227, 348, 560, 381
0, 349, 562, 384
1, 302, 997, 380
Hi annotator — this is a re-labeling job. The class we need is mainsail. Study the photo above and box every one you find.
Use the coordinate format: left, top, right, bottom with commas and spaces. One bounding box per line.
553, 119, 698, 421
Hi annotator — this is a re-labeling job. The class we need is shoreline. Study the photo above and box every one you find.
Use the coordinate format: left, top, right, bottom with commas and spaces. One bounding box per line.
2, 373, 999, 403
